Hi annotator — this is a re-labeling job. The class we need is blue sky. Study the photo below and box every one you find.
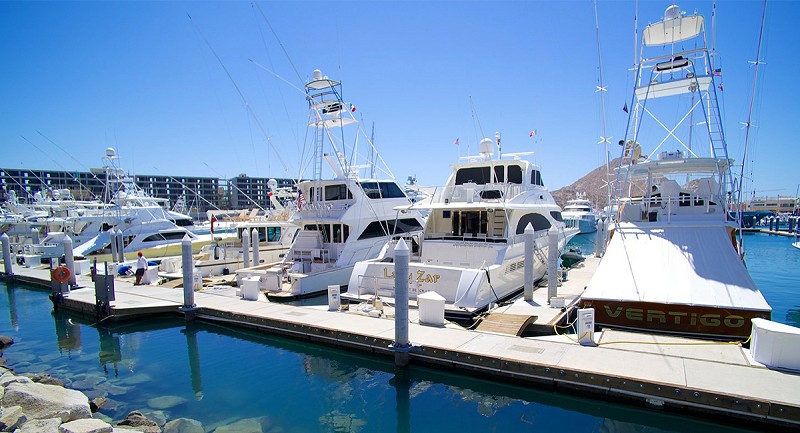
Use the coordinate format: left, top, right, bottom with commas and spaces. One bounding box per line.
1, 1, 797, 199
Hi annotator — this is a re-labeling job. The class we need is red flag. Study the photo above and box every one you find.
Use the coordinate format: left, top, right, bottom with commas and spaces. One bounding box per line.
210, 215, 217, 235
454, 138, 459, 145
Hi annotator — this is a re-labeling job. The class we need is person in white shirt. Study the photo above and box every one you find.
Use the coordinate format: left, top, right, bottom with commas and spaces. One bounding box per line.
135, 251, 148, 285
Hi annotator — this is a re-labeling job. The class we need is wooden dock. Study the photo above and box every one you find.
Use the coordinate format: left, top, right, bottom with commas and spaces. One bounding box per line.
2, 258, 800, 431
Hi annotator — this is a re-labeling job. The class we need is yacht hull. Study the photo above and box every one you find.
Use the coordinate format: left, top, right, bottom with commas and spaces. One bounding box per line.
579, 299, 770, 339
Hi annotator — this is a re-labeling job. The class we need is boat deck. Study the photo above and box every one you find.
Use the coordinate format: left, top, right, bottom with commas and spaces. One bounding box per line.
2, 259, 799, 431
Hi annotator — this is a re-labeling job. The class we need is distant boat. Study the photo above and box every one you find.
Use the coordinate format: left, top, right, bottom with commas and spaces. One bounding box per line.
259, 69, 426, 300
580, 4, 771, 339
345, 134, 578, 318
561, 192, 598, 233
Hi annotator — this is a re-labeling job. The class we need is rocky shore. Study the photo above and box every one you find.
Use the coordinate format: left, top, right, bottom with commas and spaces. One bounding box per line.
0, 336, 278, 433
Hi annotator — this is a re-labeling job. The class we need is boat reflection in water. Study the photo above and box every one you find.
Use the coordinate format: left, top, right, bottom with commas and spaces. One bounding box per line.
0, 284, 756, 432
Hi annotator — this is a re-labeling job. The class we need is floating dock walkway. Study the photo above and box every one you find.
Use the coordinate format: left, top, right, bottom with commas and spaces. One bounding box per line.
3, 258, 799, 431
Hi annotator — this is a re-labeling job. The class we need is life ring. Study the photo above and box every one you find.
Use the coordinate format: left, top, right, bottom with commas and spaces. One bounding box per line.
52, 266, 71, 283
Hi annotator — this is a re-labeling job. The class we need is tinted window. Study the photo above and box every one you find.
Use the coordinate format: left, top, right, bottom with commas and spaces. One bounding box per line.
515, 213, 551, 234
324, 184, 351, 201
493, 166, 505, 183
455, 167, 491, 185
550, 211, 563, 222
531, 170, 544, 186
358, 218, 424, 240
507, 165, 523, 184
359, 182, 407, 199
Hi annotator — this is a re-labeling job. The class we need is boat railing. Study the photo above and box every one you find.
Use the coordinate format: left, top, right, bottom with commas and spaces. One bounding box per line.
624, 191, 722, 223
295, 201, 349, 218
431, 184, 523, 204
423, 232, 508, 243
354, 274, 401, 298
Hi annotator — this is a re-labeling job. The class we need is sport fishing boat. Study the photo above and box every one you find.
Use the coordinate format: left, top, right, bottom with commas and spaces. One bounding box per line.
260, 69, 426, 300
580, 4, 771, 338
561, 192, 598, 233
345, 135, 577, 319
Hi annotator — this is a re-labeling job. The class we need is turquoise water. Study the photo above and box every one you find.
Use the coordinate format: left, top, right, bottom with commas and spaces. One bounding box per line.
1, 234, 794, 432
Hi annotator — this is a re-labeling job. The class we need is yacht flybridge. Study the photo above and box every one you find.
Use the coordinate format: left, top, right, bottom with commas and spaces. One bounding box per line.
580, 5, 771, 338
261, 70, 426, 300
345, 135, 577, 318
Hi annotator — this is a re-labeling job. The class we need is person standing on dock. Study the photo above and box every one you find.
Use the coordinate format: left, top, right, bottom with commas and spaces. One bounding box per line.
135, 251, 148, 285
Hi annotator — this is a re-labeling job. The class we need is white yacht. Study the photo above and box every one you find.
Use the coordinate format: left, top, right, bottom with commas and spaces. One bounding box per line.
580, 4, 771, 339
260, 69, 426, 300
345, 135, 577, 318
561, 193, 598, 233
54, 148, 198, 258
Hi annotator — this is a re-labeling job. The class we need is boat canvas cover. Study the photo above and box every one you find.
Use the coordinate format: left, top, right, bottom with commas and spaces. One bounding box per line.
583, 223, 771, 312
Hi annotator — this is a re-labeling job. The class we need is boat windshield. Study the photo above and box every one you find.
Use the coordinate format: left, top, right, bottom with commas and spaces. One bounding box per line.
358, 182, 406, 199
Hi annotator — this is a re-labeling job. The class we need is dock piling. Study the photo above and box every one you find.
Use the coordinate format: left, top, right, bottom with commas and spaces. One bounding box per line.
251, 228, 260, 266
242, 228, 251, 268
110, 229, 118, 262
524, 223, 534, 302
392, 238, 411, 367
547, 227, 558, 305
1, 233, 12, 275
63, 235, 76, 287
181, 234, 196, 310
116, 229, 125, 262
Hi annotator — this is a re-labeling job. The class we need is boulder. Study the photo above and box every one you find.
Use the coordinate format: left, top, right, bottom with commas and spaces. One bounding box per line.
0, 371, 31, 387
25, 373, 66, 387
163, 418, 204, 433
213, 418, 262, 433
116, 411, 160, 433
145, 396, 187, 410
15, 417, 62, 433
58, 418, 113, 433
90, 397, 108, 413
0, 336, 14, 349
0, 405, 27, 431
2, 381, 91, 422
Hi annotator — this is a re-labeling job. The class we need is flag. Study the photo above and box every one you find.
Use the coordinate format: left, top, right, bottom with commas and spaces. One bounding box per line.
349, 104, 356, 112
454, 138, 459, 145
529, 130, 537, 137
297, 189, 305, 209
623, 102, 629, 113
210, 215, 217, 235
713, 68, 722, 76
718, 83, 724, 92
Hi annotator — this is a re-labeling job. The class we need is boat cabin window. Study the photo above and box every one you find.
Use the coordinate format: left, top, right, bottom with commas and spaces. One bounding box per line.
450, 211, 489, 236
507, 165, 523, 184
267, 226, 281, 242
493, 166, 504, 183
304, 223, 349, 243
515, 213, 551, 234
531, 170, 544, 186
455, 167, 490, 185
324, 184, 352, 201
358, 182, 407, 199
357, 218, 424, 240
479, 190, 502, 199
550, 211, 563, 222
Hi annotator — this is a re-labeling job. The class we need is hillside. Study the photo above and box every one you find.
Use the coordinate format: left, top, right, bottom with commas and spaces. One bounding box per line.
551, 158, 622, 210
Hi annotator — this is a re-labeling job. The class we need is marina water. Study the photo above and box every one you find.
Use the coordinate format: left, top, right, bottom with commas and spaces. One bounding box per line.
1, 233, 793, 432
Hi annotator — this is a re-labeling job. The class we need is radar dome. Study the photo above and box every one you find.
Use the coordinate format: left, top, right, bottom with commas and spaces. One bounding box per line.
478, 138, 495, 155
105, 148, 117, 157
313, 69, 322, 80
664, 5, 680, 20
